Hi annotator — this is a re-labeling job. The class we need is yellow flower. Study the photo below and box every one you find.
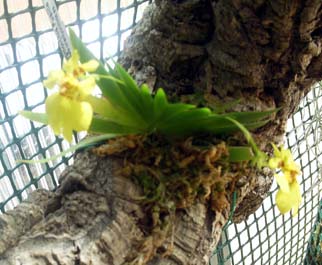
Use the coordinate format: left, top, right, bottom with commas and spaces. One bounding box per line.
43, 51, 98, 141
269, 144, 301, 181
43, 70, 64, 89
46, 93, 93, 142
63, 50, 99, 76
275, 181, 302, 216
269, 144, 302, 216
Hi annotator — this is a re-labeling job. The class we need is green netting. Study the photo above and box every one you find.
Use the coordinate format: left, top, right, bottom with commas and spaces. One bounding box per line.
305, 200, 322, 264
211, 85, 322, 265
0, 0, 151, 211
0, 1, 321, 264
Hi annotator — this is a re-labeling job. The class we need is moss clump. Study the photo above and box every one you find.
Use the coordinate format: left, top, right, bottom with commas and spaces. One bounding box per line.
93, 134, 250, 264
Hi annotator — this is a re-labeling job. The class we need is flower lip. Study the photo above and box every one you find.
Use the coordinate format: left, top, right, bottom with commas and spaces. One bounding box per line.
43, 50, 98, 141
269, 144, 302, 216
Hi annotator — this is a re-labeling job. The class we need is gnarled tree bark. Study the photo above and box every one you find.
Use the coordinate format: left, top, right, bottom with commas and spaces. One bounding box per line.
1, 1, 322, 264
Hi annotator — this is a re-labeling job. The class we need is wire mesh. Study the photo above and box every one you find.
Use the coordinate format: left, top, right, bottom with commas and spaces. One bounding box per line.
0, 1, 321, 264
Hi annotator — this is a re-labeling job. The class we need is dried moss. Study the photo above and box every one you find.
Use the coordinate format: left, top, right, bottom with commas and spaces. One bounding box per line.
93, 134, 251, 264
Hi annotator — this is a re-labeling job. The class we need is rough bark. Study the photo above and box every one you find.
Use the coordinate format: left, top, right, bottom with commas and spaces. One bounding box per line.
1, 1, 322, 264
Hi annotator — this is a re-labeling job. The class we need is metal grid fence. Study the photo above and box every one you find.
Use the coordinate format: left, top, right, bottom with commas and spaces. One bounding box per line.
0, 1, 321, 264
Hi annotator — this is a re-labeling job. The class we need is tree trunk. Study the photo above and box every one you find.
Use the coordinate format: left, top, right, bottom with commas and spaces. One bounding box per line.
1, 1, 322, 264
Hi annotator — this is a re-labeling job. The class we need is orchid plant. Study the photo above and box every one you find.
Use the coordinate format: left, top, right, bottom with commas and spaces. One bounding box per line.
20, 29, 302, 216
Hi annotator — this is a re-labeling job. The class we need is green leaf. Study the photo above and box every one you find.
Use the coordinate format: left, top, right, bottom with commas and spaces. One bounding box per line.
17, 134, 120, 164
70, 29, 150, 128
86, 96, 141, 128
240, 119, 270, 130
70, 29, 135, 113
228, 146, 254, 162
152, 88, 169, 125
224, 117, 254, 144
211, 99, 241, 113
114, 63, 142, 109
139, 84, 155, 123
223, 109, 278, 123
90, 117, 141, 134
157, 108, 212, 135
69, 29, 109, 95
20, 111, 48, 124
155, 108, 270, 137
156, 103, 196, 125
69, 31, 274, 139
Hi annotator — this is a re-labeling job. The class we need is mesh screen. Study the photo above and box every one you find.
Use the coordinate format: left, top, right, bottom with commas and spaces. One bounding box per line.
211, 85, 322, 265
0, 1, 321, 264
0, 0, 151, 211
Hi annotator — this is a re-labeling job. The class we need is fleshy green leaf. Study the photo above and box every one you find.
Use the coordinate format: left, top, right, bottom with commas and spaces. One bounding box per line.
70, 28, 275, 139
222, 109, 277, 123
228, 146, 254, 162
90, 116, 142, 134
225, 116, 268, 168
69, 29, 110, 96
20, 111, 48, 124
139, 84, 155, 123
87, 95, 142, 128
153, 89, 168, 118
114, 63, 142, 111
70, 29, 148, 128
17, 134, 120, 164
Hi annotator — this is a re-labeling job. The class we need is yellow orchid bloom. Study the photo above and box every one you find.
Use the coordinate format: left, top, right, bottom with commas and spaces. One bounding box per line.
43, 51, 99, 142
269, 144, 301, 180
269, 144, 302, 216
63, 50, 99, 76
43, 70, 64, 89
275, 181, 302, 216
46, 93, 93, 142
274, 173, 290, 193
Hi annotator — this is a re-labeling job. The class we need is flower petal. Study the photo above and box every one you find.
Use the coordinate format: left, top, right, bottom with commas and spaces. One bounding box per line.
275, 190, 293, 214
275, 181, 302, 216
81, 60, 99, 72
290, 181, 302, 216
269, 157, 281, 169
272, 143, 281, 157
78, 77, 96, 98
43, 50, 97, 141
45, 93, 64, 135
68, 100, 93, 131
275, 173, 290, 193
62, 124, 73, 143
43, 70, 64, 88
45, 93, 91, 142
63, 50, 79, 73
